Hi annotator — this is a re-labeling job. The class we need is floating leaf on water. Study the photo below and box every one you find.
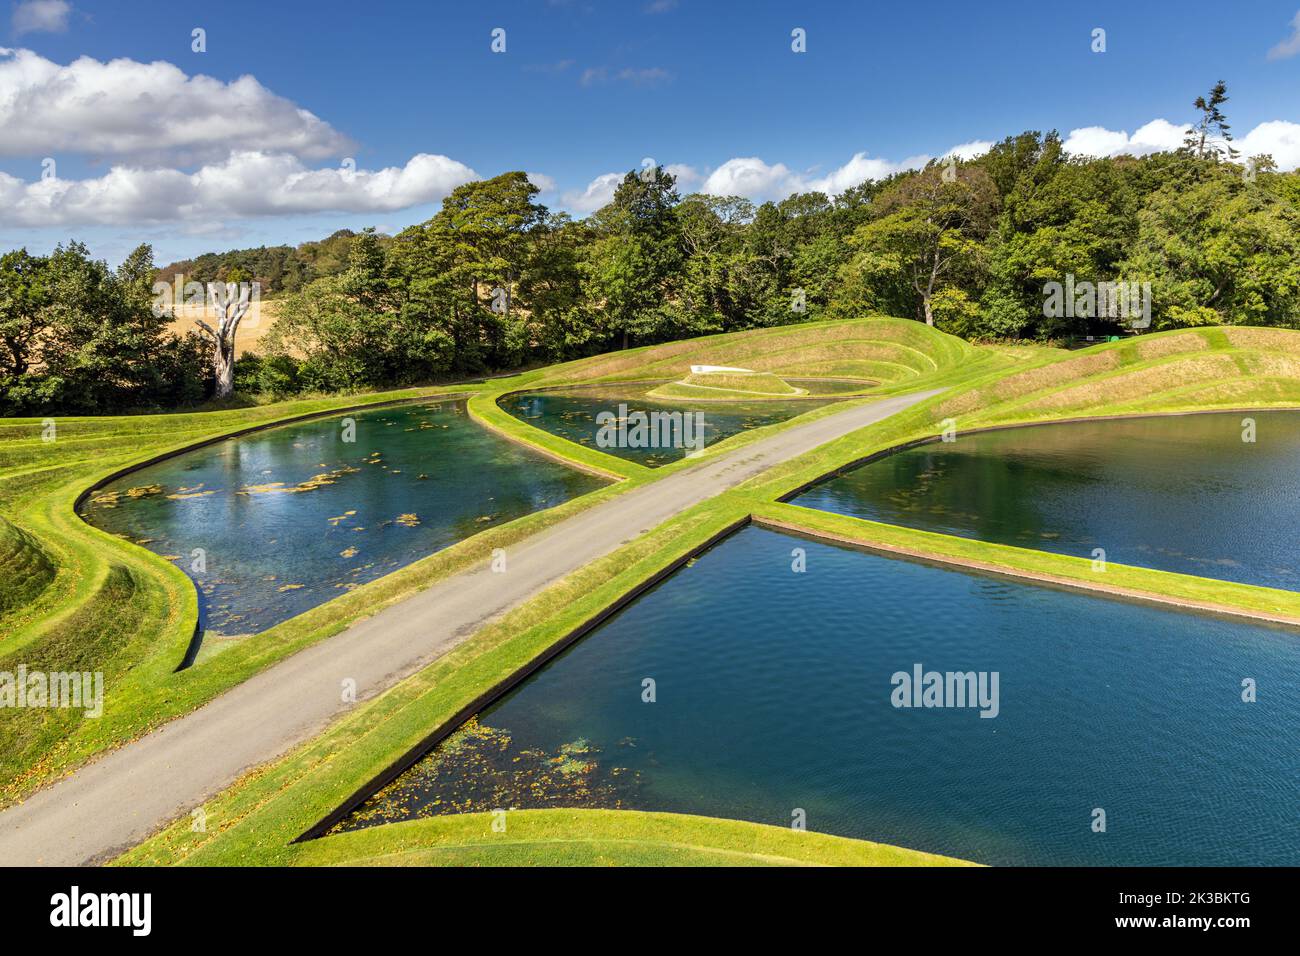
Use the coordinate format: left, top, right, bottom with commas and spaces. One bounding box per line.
124, 484, 164, 499
395, 513, 421, 527
339, 547, 358, 558
277, 583, 304, 592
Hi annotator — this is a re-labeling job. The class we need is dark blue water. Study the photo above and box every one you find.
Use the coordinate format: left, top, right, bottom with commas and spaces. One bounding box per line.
82, 400, 605, 637
501, 383, 834, 467
338, 526, 1300, 866
794, 411, 1300, 591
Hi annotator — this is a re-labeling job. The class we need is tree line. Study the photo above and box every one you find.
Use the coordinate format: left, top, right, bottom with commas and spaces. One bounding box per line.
4, 88, 1299, 414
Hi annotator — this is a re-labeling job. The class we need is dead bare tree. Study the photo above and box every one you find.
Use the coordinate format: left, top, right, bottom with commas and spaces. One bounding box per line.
195, 282, 253, 399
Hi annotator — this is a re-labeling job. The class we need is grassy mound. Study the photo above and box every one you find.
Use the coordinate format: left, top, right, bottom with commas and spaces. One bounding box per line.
293, 809, 976, 867
536, 316, 999, 394
931, 327, 1300, 425
646, 370, 804, 400
14, 317, 1300, 863
0, 516, 54, 625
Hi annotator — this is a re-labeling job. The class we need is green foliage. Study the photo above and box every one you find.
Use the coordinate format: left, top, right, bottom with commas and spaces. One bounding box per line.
0, 242, 208, 414
8, 91, 1300, 410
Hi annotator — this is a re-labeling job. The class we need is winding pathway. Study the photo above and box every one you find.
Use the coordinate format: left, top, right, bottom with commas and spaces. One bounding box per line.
0, 389, 936, 865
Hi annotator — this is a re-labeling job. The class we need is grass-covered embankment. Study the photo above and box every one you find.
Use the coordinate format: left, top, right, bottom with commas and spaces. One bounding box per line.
17, 318, 1300, 866
0, 317, 981, 807
294, 809, 975, 867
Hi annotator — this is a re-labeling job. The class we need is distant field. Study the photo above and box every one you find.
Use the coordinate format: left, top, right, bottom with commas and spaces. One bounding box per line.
166, 299, 279, 356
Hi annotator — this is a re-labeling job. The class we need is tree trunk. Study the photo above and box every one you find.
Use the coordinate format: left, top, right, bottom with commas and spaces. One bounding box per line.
199, 281, 252, 400
922, 294, 934, 326
213, 338, 235, 399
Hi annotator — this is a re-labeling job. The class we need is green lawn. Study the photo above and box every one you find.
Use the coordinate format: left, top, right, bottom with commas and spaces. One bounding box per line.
292, 810, 976, 867
6, 317, 1300, 866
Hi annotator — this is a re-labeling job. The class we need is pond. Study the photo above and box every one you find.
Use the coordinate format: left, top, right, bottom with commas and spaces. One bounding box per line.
500, 383, 837, 467
82, 399, 606, 642
793, 411, 1300, 591
332, 525, 1300, 866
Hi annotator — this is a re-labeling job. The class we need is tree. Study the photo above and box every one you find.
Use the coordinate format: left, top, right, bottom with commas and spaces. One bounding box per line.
842, 164, 999, 325
392, 172, 545, 371
195, 280, 254, 399
0, 249, 51, 379
583, 167, 683, 350
1121, 166, 1300, 328
1184, 80, 1239, 161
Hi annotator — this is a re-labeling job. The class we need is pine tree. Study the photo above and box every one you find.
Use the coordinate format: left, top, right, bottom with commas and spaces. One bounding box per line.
1184, 80, 1239, 161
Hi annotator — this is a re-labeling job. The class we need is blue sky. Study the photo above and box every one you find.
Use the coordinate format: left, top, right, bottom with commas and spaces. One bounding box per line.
3, 0, 1300, 265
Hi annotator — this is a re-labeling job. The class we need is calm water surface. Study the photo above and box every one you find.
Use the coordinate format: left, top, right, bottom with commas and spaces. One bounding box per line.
795, 411, 1300, 590
337, 527, 1300, 866
82, 400, 605, 637
500, 383, 836, 467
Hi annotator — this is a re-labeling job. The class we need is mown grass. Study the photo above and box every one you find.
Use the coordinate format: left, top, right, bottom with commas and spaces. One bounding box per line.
1, 317, 981, 809
648, 370, 804, 400
292, 810, 975, 867
11, 317, 1300, 866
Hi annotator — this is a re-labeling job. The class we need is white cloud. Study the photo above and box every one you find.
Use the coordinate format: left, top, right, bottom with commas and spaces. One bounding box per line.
1062, 119, 1188, 157
562, 171, 624, 213
664, 163, 701, 190
12, 0, 70, 35
701, 156, 798, 199
697, 142, 991, 203
1060, 117, 1300, 168
562, 142, 992, 213
616, 67, 672, 86
579, 65, 673, 87
0, 47, 351, 163
0, 151, 479, 227
1239, 120, 1300, 169
1268, 10, 1300, 60
526, 171, 558, 193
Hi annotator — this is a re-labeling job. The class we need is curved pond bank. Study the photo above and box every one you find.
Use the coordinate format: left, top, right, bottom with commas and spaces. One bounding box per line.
793, 410, 1300, 592
81, 399, 605, 640
331, 525, 1300, 866
500, 383, 838, 467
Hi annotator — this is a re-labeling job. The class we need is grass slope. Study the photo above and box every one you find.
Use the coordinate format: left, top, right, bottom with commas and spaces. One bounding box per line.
9, 317, 1300, 866
645, 370, 804, 400
294, 810, 975, 867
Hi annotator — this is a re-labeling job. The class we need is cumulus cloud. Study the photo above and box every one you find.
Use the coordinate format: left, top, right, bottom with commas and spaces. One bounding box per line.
526, 171, 558, 193
1239, 120, 1300, 169
564, 142, 992, 212
0, 47, 351, 163
0, 151, 479, 227
12, 0, 70, 35
562, 171, 624, 213
664, 163, 701, 190
695, 142, 992, 203
1060, 117, 1300, 169
1268, 10, 1300, 60
1062, 119, 1188, 157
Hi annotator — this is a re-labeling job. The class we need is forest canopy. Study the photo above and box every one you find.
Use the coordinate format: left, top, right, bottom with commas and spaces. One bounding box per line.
4, 117, 1299, 414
